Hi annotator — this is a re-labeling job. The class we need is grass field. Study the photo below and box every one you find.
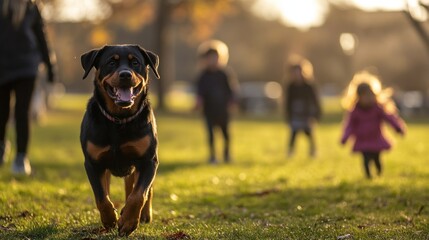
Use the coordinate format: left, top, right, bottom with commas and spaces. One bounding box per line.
0, 94, 428, 239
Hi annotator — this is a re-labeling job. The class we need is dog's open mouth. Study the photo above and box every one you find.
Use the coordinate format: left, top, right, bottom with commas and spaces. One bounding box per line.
104, 82, 143, 107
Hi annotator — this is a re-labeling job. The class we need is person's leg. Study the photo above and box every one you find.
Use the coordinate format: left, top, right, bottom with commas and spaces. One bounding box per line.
14, 77, 36, 153
12, 77, 36, 174
0, 83, 12, 165
373, 152, 382, 176
204, 116, 216, 163
220, 119, 230, 163
288, 128, 298, 157
362, 152, 372, 179
304, 127, 316, 157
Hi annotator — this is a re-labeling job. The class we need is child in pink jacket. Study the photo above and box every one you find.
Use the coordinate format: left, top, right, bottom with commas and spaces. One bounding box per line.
341, 71, 406, 179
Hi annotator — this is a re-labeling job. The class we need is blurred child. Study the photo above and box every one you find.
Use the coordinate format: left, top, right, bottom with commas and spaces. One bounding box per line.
341, 71, 406, 179
284, 56, 321, 158
195, 40, 238, 164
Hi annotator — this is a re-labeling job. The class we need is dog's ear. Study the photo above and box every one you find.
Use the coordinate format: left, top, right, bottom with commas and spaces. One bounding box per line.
136, 46, 160, 79
81, 47, 104, 79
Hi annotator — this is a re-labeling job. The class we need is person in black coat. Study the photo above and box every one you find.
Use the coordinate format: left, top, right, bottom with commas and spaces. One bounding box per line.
0, 0, 56, 175
195, 40, 238, 164
284, 56, 321, 158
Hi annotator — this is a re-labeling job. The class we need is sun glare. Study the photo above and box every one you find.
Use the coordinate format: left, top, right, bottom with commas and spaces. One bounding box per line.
349, 0, 406, 11
250, 0, 429, 29
43, 0, 112, 22
251, 0, 329, 30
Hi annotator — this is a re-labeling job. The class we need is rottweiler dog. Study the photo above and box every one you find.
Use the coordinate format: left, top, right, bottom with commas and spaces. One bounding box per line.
80, 45, 160, 236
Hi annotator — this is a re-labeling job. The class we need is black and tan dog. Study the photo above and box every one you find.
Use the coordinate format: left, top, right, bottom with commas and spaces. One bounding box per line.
80, 45, 160, 236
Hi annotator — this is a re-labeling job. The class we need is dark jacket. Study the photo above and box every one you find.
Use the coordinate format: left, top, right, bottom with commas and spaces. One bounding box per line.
285, 82, 321, 122
196, 68, 237, 122
0, 0, 53, 85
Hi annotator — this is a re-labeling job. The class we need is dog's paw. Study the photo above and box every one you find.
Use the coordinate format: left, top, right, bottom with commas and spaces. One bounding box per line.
101, 210, 118, 230
98, 203, 118, 230
140, 207, 152, 223
140, 213, 151, 224
118, 216, 139, 237
118, 192, 145, 236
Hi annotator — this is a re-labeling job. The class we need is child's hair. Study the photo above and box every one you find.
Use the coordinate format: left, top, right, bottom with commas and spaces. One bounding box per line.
286, 54, 314, 82
197, 39, 229, 66
341, 71, 397, 114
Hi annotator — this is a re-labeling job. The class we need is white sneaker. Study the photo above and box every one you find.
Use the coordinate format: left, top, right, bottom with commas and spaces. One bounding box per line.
11, 153, 31, 175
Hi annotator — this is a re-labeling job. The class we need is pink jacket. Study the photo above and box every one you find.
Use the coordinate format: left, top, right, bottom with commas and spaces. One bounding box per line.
341, 104, 405, 152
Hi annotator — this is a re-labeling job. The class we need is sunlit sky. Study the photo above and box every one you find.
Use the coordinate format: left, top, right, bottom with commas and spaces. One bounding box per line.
43, 0, 112, 22
44, 0, 429, 30
251, 0, 427, 30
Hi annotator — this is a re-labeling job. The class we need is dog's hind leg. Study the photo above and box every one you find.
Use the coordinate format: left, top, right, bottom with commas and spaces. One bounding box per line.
124, 171, 136, 201
104, 170, 111, 195
140, 186, 153, 223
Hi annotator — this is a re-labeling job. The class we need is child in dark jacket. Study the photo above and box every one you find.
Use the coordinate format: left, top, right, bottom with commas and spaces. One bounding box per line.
195, 40, 238, 164
284, 57, 321, 158
341, 71, 406, 179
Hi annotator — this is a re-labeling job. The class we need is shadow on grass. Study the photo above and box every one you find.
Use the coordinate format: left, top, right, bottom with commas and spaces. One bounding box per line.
1, 224, 59, 240
157, 159, 203, 175
157, 110, 429, 125
172, 181, 428, 239
67, 225, 115, 240
0, 158, 204, 183
66, 224, 162, 240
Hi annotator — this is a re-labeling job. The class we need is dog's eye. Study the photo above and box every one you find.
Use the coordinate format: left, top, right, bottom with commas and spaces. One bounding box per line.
108, 60, 116, 67
131, 59, 140, 67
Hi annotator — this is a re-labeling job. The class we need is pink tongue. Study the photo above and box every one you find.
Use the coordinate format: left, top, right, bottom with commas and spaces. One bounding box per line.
117, 88, 133, 102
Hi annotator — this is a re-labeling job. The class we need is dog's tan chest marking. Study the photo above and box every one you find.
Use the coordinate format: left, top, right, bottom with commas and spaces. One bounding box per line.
87, 141, 111, 161
120, 135, 151, 157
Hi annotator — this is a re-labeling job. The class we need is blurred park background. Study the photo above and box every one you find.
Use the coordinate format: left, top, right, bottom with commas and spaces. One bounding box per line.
38, 0, 429, 115
2, 0, 429, 239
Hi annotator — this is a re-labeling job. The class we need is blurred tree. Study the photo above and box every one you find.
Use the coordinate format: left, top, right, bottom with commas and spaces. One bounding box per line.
97, 0, 235, 110
42, 0, 234, 110
152, 0, 235, 110
41, 0, 429, 102
403, 1, 429, 55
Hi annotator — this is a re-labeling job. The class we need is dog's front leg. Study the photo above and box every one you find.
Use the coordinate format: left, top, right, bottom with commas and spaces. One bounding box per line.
118, 157, 158, 236
85, 161, 118, 229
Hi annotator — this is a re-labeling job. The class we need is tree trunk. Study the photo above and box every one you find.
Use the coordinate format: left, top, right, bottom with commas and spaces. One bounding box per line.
403, 10, 429, 55
154, 0, 173, 111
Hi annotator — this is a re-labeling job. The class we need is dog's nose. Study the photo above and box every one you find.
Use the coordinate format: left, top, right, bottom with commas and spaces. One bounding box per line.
119, 70, 132, 80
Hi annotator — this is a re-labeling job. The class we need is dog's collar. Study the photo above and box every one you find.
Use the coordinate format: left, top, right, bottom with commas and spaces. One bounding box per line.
97, 103, 145, 124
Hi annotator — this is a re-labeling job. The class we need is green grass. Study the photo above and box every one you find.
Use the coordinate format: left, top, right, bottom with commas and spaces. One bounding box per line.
0, 94, 428, 239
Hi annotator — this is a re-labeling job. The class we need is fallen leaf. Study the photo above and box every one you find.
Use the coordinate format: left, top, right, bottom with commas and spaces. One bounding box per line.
357, 225, 367, 229
17, 211, 33, 218
240, 188, 280, 197
161, 218, 174, 224
164, 231, 190, 240
337, 233, 352, 240
90, 227, 109, 234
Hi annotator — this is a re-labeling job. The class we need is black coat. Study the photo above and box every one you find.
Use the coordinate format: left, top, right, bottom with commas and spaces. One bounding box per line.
0, 0, 53, 85
196, 68, 236, 122
285, 82, 321, 122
